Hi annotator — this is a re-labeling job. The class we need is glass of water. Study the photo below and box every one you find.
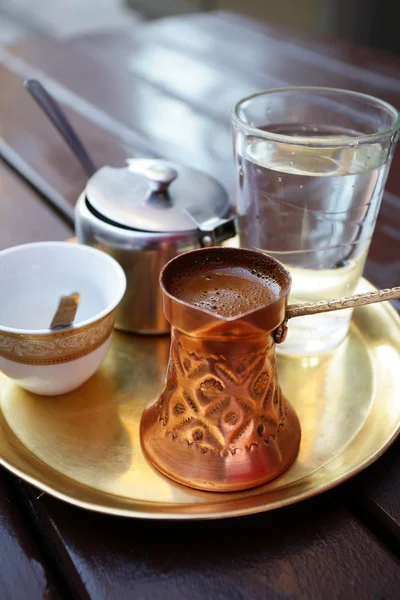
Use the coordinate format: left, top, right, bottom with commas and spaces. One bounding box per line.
232, 87, 400, 355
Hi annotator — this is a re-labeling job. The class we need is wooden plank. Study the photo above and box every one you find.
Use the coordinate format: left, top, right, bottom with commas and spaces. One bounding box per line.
216, 10, 400, 77
364, 192, 400, 310
0, 470, 61, 599
342, 438, 400, 548
1, 162, 72, 250
19, 487, 400, 600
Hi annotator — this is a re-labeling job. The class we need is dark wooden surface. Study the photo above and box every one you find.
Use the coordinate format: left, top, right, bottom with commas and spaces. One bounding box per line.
1, 161, 72, 250
16, 490, 400, 600
1, 10, 400, 599
0, 470, 60, 600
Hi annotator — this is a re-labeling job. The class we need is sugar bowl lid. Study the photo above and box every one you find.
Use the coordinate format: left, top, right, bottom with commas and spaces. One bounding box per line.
85, 158, 230, 233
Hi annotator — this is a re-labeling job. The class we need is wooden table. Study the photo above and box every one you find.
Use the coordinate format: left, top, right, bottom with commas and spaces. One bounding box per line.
1, 11, 400, 599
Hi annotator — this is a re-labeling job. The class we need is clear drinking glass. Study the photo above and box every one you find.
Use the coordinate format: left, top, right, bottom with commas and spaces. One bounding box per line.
232, 87, 400, 355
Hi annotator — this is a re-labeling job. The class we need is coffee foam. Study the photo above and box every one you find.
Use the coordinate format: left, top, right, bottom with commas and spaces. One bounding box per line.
165, 251, 286, 317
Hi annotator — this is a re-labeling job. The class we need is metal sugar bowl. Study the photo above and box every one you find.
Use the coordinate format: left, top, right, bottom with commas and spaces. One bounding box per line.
75, 159, 236, 334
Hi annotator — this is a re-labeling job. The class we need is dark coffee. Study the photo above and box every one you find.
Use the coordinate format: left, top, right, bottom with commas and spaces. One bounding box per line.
169, 264, 280, 317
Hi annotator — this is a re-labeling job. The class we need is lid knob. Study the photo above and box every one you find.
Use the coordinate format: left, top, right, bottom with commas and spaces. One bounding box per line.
142, 163, 178, 193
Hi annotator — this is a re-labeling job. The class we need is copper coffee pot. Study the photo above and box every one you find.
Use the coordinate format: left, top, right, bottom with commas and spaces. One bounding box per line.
140, 247, 399, 492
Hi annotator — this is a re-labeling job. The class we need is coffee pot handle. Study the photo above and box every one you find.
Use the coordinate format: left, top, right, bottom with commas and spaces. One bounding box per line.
274, 286, 400, 343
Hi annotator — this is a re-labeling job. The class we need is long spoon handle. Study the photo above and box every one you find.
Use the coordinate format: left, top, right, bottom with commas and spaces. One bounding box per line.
24, 79, 96, 177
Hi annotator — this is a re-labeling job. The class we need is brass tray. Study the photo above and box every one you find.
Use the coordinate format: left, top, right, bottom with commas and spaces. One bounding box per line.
0, 279, 399, 520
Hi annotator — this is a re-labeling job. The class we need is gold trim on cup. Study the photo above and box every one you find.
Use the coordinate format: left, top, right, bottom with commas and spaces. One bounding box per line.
0, 312, 115, 366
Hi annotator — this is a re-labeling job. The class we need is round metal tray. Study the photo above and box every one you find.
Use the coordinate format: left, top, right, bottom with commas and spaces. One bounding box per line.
0, 279, 399, 519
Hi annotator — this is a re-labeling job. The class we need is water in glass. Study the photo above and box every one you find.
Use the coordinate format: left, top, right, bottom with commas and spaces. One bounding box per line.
237, 124, 390, 354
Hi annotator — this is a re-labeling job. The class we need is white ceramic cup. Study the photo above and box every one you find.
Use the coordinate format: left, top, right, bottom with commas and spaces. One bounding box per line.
0, 242, 126, 395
